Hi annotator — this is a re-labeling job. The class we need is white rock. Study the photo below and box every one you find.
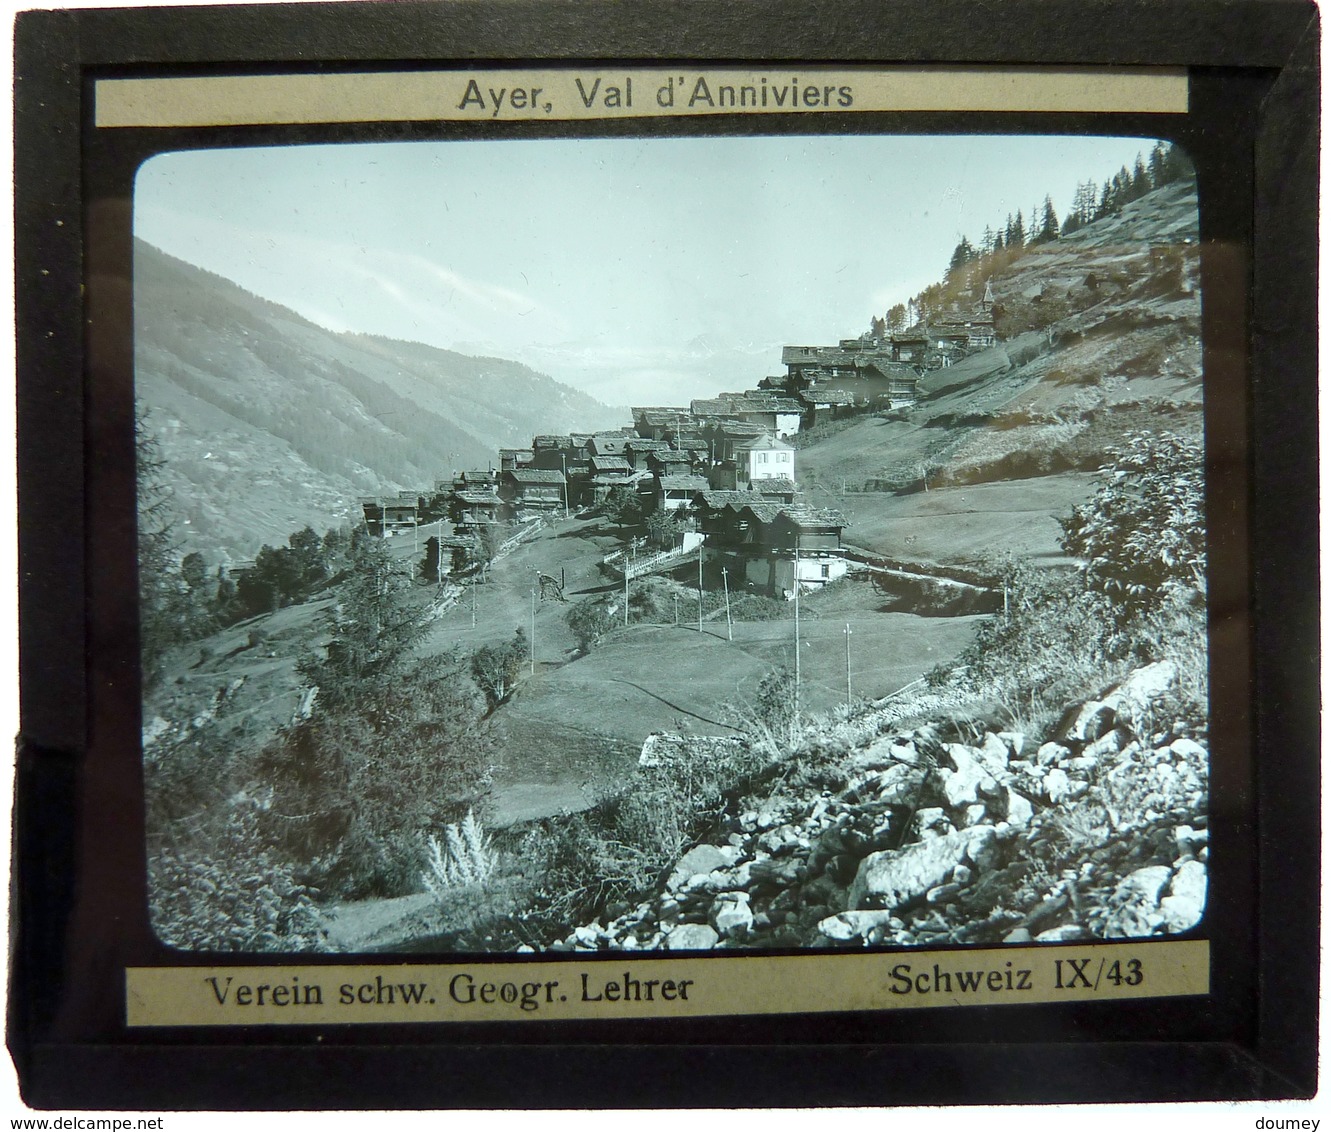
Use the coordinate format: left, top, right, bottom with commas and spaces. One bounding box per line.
997, 731, 1026, 759
1160, 860, 1207, 932
979, 731, 1013, 775
665, 923, 720, 950
1005, 788, 1035, 828
912, 807, 951, 839
1105, 661, 1177, 727
1170, 737, 1208, 762
817, 909, 898, 942
1036, 742, 1071, 767
1035, 924, 1090, 942
1043, 768, 1073, 803
1084, 728, 1126, 762
959, 803, 989, 828
711, 898, 755, 938
850, 828, 994, 910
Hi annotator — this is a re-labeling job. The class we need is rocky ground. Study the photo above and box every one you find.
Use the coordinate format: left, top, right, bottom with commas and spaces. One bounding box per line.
536, 661, 1207, 953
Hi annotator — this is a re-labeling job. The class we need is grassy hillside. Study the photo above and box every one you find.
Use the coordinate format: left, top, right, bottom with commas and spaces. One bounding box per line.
794, 178, 1201, 567
135, 240, 624, 559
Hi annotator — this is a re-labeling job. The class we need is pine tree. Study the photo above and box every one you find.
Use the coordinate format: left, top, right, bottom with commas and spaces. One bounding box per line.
1131, 153, 1151, 199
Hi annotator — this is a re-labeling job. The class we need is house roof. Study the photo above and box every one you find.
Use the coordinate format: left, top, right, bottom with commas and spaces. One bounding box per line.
862, 360, 920, 382
777, 506, 848, 531
656, 474, 710, 493
753, 477, 798, 496
625, 437, 670, 451
712, 420, 765, 438
735, 434, 794, 452
454, 491, 501, 505
694, 490, 752, 511
783, 344, 896, 368
590, 455, 632, 472
739, 503, 787, 525
505, 468, 566, 484
800, 388, 857, 406
589, 435, 629, 455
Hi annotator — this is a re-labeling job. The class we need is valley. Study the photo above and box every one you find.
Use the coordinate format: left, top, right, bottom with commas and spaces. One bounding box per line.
140, 167, 1208, 955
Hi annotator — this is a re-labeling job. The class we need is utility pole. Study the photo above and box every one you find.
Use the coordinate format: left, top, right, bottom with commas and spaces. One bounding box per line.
844, 621, 853, 706
674, 594, 679, 626
560, 452, 569, 520
471, 577, 477, 629
697, 541, 704, 633
530, 587, 536, 675
721, 566, 733, 641
793, 544, 801, 714
624, 562, 630, 628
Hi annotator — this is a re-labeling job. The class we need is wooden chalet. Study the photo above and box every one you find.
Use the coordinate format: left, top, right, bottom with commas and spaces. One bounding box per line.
499, 467, 566, 517
653, 473, 710, 513
623, 437, 670, 470
449, 488, 503, 532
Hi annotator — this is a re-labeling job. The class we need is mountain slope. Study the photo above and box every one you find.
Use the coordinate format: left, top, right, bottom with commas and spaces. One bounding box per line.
134, 240, 625, 559
794, 179, 1202, 566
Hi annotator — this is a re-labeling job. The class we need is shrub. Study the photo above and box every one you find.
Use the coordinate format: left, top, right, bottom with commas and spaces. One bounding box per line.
519, 739, 765, 934
257, 668, 496, 899
724, 667, 806, 760
148, 801, 327, 952
566, 599, 619, 654
422, 811, 496, 897
470, 628, 530, 708
1060, 431, 1205, 622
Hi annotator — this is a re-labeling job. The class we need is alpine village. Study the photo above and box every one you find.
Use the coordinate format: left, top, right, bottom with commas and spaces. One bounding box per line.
141, 145, 1209, 954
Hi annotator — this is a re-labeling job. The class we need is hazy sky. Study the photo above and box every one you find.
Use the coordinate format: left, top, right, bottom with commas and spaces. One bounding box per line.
135, 134, 1156, 405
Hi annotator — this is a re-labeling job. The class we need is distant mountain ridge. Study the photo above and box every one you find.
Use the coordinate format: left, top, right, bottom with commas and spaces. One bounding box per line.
134, 240, 626, 560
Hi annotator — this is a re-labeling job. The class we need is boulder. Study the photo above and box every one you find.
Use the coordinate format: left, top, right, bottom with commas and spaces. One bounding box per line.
711, 895, 754, 939
665, 923, 719, 950
1036, 742, 1071, 767
1160, 860, 1207, 932
817, 909, 898, 942
1066, 700, 1117, 744
668, 845, 731, 888
978, 732, 1013, 776
941, 745, 1001, 807
1102, 865, 1173, 938
875, 764, 928, 805
849, 827, 997, 911
1084, 727, 1128, 762
1035, 924, 1090, 942
1043, 768, 1073, 804
1004, 788, 1035, 828
912, 808, 951, 840
1109, 661, 1177, 726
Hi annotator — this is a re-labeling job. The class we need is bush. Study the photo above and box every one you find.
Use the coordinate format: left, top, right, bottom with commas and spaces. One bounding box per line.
1060, 431, 1205, 622
518, 740, 765, 935
566, 599, 619, 654
148, 800, 327, 952
470, 628, 530, 709
422, 811, 496, 897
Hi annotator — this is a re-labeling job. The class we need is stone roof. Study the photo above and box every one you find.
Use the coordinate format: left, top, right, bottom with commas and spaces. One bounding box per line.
505, 468, 566, 484
656, 474, 710, 493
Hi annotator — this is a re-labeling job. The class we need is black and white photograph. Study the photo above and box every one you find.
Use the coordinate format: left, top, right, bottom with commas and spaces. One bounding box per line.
136, 132, 1209, 957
